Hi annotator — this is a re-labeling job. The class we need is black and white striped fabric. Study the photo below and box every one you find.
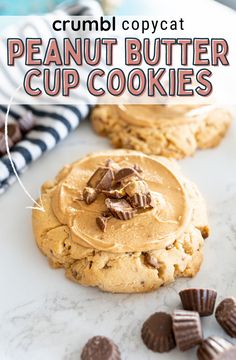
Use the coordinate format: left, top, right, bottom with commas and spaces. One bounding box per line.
0, 0, 103, 195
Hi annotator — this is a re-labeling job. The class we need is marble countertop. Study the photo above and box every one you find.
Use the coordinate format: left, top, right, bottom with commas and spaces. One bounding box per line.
0, 114, 235, 360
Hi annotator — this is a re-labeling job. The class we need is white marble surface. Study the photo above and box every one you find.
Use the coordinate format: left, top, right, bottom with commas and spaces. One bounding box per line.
0, 114, 235, 360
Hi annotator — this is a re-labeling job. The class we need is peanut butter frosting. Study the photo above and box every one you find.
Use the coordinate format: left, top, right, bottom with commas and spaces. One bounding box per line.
116, 104, 213, 128
50, 150, 193, 253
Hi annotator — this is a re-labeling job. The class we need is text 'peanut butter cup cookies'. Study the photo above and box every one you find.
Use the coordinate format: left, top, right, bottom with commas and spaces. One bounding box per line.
91, 105, 232, 159
32, 149, 209, 293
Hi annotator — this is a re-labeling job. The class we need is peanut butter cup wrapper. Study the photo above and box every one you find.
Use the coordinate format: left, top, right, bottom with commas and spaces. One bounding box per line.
141, 312, 176, 353
179, 288, 217, 316
197, 336, 233, 360
173, 310, 203, 351
215, 297, 236, 338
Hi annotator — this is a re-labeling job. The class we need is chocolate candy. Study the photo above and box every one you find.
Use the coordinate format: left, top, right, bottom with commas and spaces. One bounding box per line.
81, 336, 121, 360
172, 310, 203, 351
197, 336, 233, 360
115, 167, 140, 183
96, 216, 109, 232
179, 288, 217, 316
18, 111, 36, 133
83, 187, 97, 205
105, 198, 136, 220
0, 132, 13, 156
7, 123, 22, 144
215, 297, 236, 338
141, 312, 176, 353
87, 167, 114, 191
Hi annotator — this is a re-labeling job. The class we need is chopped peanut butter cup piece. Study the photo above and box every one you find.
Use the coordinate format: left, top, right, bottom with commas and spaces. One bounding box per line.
179, 288, 217, 316
115, 167, 141, 183
133, 163, 143, 173
83, 187, 97, 205
101, 188, 126, 199
96, 216, 109, 232
87, 167, 114, 191
105, 198, 136, 220
105, 158, 121, 173
130, 193, 153, 209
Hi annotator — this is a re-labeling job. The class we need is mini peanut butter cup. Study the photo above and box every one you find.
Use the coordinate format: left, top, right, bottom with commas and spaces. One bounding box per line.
81, 336, 121, 360
172, 310, 203, 351
141, 312, 176, 353
179, 288, 217, 316
197, 336, 233, 360
105, 198, 136, 220
215, 297, 236, 338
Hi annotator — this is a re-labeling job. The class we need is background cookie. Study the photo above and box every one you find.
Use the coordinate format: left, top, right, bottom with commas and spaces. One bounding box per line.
91, 105, 232, 159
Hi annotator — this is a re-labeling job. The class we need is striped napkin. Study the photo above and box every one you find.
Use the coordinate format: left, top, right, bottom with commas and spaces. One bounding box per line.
0, 0, 103, 195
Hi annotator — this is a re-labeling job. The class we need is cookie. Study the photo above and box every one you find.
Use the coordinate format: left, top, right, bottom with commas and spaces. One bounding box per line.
91, 105, 232, 159
32, 150, 209, 293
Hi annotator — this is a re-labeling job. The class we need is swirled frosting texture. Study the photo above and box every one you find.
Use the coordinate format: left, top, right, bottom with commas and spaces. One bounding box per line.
50, 150, 192, 253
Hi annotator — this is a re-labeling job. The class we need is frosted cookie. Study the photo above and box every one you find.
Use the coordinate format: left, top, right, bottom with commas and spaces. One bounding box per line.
32, 150, 209, 293
91, 105, 232, 159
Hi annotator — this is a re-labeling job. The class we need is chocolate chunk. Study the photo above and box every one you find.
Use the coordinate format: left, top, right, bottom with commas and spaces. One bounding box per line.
172, 310, 203, 351
81, 336, 121, 360
115, 167, 141, 183
141, 312, 176, 353
105, 198, 136, 220
96, 216, 109, 232
18, 111, 36, 133
129, 193, 152, 209
101, 210, 112, 218
87, 167, 114, 191
101, 188, 126, 199
197, 336, 233, 360
133, 164, 143, 173
179, 288, 217, 317
144, 253, 159, 269
0, 132, 13, 156
105, 159, 120, 173
7, 123, 22, 144
83, 187, 97, 205
215, 297, 236, 338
